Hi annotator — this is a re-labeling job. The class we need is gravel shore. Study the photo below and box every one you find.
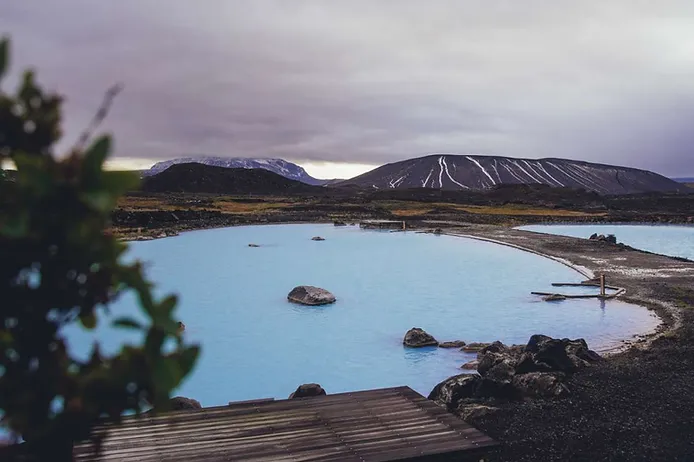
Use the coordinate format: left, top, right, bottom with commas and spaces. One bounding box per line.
444, 225, 694, 461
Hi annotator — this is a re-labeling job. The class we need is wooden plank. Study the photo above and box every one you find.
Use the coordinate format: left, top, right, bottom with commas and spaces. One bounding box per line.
72, 386, 497, 461
228, 397, 276, 406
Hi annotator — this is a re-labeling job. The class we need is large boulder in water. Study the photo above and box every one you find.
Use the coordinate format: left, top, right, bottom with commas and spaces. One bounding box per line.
289, 383, 326, 399
403, 328, 438, 347
287, 286, 336, 306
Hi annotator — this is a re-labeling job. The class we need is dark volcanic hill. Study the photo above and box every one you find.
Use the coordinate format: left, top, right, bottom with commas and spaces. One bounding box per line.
144, 156, 339, 185
141, 163, 323, 194
341, 154, 684, 194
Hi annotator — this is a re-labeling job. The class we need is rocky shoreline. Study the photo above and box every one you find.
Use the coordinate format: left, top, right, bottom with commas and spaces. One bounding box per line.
438, 225, 694, 461
112, 213, 694, 460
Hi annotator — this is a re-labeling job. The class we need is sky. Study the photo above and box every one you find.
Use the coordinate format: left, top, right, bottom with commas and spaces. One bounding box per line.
2, 1, 694, 179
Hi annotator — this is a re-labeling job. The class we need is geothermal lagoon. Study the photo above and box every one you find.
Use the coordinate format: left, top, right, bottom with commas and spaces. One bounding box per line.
64, 224, 659, 405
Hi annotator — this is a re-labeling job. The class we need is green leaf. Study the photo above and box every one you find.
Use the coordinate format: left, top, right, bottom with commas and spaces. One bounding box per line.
79, 312, 97, 330
159, 295, 177, 316
82, 135, 111, 180
152, 355, 181, 393
112, 317, 142, 330
178, 345, 200, 378
0, 37, 8, 81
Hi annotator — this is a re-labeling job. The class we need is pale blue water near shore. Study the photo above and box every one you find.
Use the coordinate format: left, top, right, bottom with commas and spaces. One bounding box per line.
61, 224, 658, 406
519, 224, 694, 261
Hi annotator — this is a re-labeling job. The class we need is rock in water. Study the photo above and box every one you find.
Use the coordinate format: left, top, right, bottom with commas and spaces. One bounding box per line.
311, 236, 325, 241
461, 342, 492, 353
333, 221, 347, 226
543, 293, 567, 302
403, 327, 438, 347
287, 286, 336, 306
248, 243, 260, 247
439, 340, 466, 348
289, 383, 326, 399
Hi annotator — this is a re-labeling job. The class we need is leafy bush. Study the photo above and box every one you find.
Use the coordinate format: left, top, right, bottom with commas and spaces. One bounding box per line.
0, 37, 199, 455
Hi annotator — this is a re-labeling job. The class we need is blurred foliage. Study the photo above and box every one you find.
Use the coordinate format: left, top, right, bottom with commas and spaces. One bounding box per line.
0, 37, 199, 454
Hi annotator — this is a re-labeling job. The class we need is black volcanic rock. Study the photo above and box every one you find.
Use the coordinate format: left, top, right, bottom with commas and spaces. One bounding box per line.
403, 328, 438, 347
289, 383, 326, 399
340, 154, 685, 194
287, 286, 336, 306
145, 156, 337, 185
141, 163, 323, 194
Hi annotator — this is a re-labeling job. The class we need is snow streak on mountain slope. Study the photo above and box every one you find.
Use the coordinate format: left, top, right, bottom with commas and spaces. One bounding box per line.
144, 157, 329, 185
341, 154, 685, 194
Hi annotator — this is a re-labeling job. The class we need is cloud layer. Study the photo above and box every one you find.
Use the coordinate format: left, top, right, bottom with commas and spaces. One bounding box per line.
2, 1, 694, 175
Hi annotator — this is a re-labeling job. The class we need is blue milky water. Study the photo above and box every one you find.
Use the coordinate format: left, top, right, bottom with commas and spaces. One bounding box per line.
61, 224, 658, 406
518, 224, 694, 261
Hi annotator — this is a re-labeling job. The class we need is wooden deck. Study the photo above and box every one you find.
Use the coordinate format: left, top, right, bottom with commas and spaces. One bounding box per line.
73, 386, 497, 461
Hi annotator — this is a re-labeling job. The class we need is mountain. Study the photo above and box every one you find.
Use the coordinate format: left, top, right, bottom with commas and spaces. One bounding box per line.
141, 163, 323, 194
673, 177, 694, 183
340, 154, 685, 195
144, 156, 336, 185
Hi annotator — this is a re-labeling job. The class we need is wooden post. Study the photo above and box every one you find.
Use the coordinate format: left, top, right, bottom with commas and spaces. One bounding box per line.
599, 274, 606, 297
402, 221, 406, 230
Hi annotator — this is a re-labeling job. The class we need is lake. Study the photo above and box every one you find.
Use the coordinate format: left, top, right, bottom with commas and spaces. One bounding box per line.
63, 224, 659, 406
518, 224, 694, 261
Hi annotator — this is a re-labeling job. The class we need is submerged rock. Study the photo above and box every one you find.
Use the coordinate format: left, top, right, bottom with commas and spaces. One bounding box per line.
403, 328, 438, 347
287, 286, 336, 306
289, 383, 326, 399
311, 236, 325, 241
439, 340, 466, 348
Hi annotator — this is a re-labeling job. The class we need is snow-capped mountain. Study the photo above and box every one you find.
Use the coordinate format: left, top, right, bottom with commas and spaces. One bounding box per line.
144, 157, 330, 185
340, 154, 685, 194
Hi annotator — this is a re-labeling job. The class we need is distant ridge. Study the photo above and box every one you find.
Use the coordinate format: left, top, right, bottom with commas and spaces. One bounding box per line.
340, 154, 685, 194
144, 156, 339, 185
141, 163, 323, 194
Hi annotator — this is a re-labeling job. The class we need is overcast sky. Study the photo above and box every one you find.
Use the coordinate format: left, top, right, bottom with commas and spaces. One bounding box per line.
2, 1, 694, 178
